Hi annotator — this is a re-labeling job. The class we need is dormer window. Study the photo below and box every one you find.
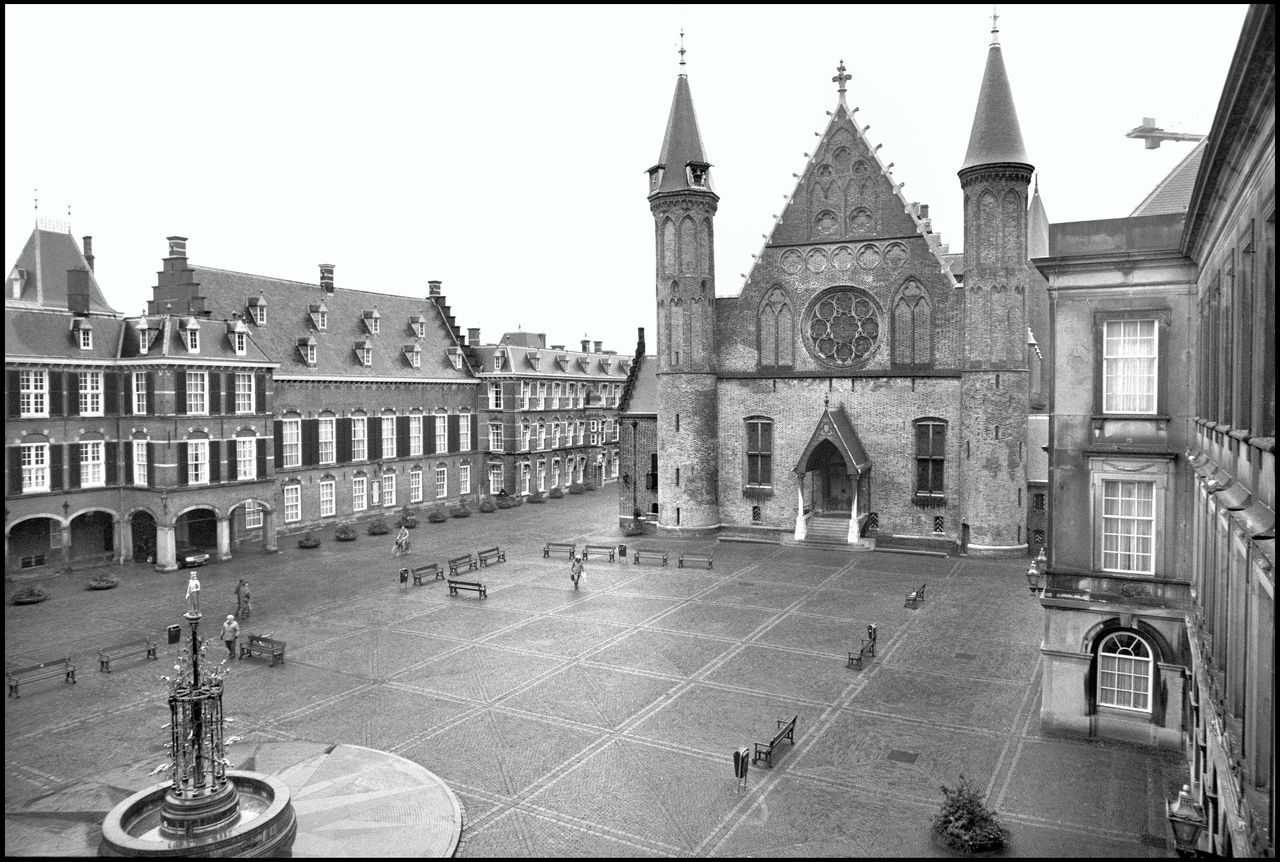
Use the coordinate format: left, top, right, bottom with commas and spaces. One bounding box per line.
355, 340, 374, 367
10, 267, 28, 299
309, 303, 328, 331
297, 336, 317, 366
363, 310, 381, 335
527, 352, 541, 370
234, 331, 247, 354
248, 295, 267, 325
446, 346, 463, 370
135, 318, 151, 355
410, 315, 427, 338
648, 166, 664, 193
687, 162, 710, 188
187, 328, 199, 352
404, 344, 422, 368
74, 318, 93, 350
492, 352, 504, 371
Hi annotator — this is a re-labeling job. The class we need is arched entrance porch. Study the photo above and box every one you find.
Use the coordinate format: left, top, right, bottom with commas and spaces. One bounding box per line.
130, 510, 157, 563
793, 403, 872, 545
69, 509, 116, 568
7, 515, 62, 572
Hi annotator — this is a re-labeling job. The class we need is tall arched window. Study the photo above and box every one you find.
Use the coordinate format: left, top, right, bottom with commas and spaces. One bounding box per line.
1097, 631, 1153, 712
914, 418, 946, 502
892, 280, 932, 367
745, 416, 773, 487
758, 287, 794, 368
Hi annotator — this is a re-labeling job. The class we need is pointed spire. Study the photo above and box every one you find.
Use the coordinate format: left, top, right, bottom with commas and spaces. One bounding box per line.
960, 10, 1030, 171
990, 4, 1000, 45
1028, 175, 1049, 258
832, 60, 851, 107
650, 34, 713, 197
678, 28, 686, 75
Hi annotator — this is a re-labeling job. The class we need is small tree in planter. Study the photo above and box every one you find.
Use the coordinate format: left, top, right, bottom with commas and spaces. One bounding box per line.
478, 498, 497, 513
568, 482, 586, 495
621, 517, 646, 537
367, 516, 390, 536
426, 506, 449, 524
88, 574, 120, 590
527, 491, 546, 504
297, 530, 321, 549
11, 585, 50, 605
335, 522, 358, 542
396, 506, 419, 529
496, 497, 515, 510
932, 775, 1009, 855
548, 486, 565, 499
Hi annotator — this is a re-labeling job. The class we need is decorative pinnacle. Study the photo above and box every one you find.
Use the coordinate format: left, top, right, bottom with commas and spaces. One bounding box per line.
678, 29, 686, 73
990, 5, 1000, 45
832, 60, 851, 105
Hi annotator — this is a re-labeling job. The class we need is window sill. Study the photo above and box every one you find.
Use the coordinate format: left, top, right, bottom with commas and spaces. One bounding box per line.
912, 494, 947, 508
743, 486, 774, 499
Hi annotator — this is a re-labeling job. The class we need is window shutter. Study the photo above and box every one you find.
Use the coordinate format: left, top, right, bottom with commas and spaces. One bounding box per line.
178, 442, 189, 486
447, 415, 459, 453
106, 441, 119, 485
147, 442, 156, 487
470, 413, 479, 452
69, 443, 81, 489
337, 417, 352, 463
425, 416, 436, 455
68, 372, 81, 416
146, 372, 156, 415
368, 419, 382, 461
128, 372, 138, 415
8, 446, 21, 494
49, 371, 65, 417
50, 443, 64, 490
227, 372, 237, 414
6, 371, 19, 418
273, 420, 284, 470
255, 373, 267, 414
256, 437, 268, 479
303, 418, 319, 466
175, 371, 187, 415
104, 372, 119, 415
210, 440, 221, 484
209, 372, 222, 416
397, 416, 410, 457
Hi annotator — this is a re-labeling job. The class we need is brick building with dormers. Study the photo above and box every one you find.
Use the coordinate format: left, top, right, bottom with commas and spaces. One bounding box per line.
635, 24, 1050, 554
6, 226, 279, 573
470, 330, 630, 498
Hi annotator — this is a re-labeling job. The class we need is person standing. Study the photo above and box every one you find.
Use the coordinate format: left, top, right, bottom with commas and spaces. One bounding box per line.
221, 615, 240, 659
570, 554, 584, 590
398, 567, 410, 592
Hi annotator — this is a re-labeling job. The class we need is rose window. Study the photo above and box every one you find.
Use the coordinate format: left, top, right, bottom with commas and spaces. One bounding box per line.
805, 288, 881, 367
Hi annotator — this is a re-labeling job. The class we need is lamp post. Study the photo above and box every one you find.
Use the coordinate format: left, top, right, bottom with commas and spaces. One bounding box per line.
1166, 784, 1206, 856
1026, 546, 1047, 593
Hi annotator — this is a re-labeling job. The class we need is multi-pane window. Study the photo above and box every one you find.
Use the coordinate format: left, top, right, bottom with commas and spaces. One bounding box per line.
611, 419, 619, 442
521, 420, 531, 450
360, 347, 373, 367
914, 420, 946, 498
412, 321, 426, 338
134, 371, 148, 415
435, 465, 448, 499
304, 343, 317, 365
233, 331, 247, 355
351, 416, 367, 461
186, 371, 207, 415
352, 476, 367, 511
537, 422, 547, 450
1102, 319, 1157, 414
187, 328, 200, 352
1101, 480, 1155, 574
590, 420, 600, 445
1097, 632, 1152, 712
319, 417, 336, 464
21, 442, 49, 493
281, 418, 302, 468
187, 440, 209, 485
520, 462, 531, 495
133, 440, 149, 485
552, 422, 561, 448
284, 484, 301, 522
252, 305, 267, 325
316, 310, 327, 330
435, 410, 448, 453
79, 371, 103, 416
521, 381, 532, 408
577, 420, 586, 444
410, 415, 423, 456
459, 463, 470, 494
319, 479, 336, 517
746, 418, 773, 486
382, 415, 396, 458
410, 467, 423, 502
552, 459, 561, 488
383, 472, 396, 507
244, 502, 263, 529
19, 370, 47, 417
537, 458, 546, 492
79, 441, 105, 488
489, 382, 503, 409
489, 423, 504, 452
367, 316, 380, 335
235, 373, 254, 413
459, 410, 471, 450
237, 437, 256, 481
79, 327, 93, 349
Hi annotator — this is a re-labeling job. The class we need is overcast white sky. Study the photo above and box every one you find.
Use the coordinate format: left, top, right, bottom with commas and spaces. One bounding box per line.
5, 4, 1248, 355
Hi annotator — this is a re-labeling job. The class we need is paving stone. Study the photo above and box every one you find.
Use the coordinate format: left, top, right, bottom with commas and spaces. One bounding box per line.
584, 628, 734, 678
705, 644, 854, 704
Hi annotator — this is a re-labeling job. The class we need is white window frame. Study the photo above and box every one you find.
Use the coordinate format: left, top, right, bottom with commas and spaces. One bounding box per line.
410, 467, 423, 503
78, 371, 103, 416
537, 458, 546, 492
459, 463, 471, 494
413, 321, 426, 338
1089, 457, 1168, 577
382, 415, 396, 459
133, 439, 149, 486
351, 415, 367, 461
244, 501, 263, 529
19, 370, 48, 418
488, 464, 503, 495
435, 409, 448, 453
305, 343, 317, 365
488, 382, 503, 409
316, 310, 328, 331
253, 305, 267, 325
1101, 479, 1156, 574
284, 484, 301, 522
187, 328, 200, 352
234, 372, 254, 414
489, 423, 504, 452
21, 442, 50, 493
352, 475, 368, 512
360, 347, 373, 367
1097, 631, 1154, 713
79, 327, 93, 350
552, 421, 561, 448
552, 458, 561, 488
187, 439, 209, 486
410, 414, 423, 456
458, 410, 471, 451
281, 418, 302, 468
520, 461, 531, 495
537, 421, 547, 450
318, 417, 336, 465
521, 420, 531, 450
236, 437, 256, 481
319, 479, 336, 517
409, 347, 421, 369
186, 371, 207, 415
1102, 318, 1158, 415
78, 440, 105, 488
382, 472, 396, 507
435, 465, 447, 499
233, 331, 247, 355
134, 371, 148, 415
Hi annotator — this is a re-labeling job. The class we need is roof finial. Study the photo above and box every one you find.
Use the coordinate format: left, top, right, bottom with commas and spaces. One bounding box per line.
823, 392, 830, 409
34, 188, 38, 217
678, 29, 686, 74
832, 60, 851, 106
990, 5, 1000, 46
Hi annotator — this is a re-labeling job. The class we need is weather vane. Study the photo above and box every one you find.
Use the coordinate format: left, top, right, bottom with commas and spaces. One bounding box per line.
832, 60, 851, 105
678, 29, 686, 71
990, 5, 1000, 45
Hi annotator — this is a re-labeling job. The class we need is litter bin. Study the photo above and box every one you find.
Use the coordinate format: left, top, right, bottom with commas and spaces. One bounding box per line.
617, 543, 627, 563
167, 624, 182, 645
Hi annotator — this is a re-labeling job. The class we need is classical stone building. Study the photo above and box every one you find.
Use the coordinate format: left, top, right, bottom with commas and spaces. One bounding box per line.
637, 24, 1049, 554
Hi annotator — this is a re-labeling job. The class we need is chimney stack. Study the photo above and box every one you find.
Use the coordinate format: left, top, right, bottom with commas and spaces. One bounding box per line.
581, 339, 590, 353
468, 327, 480, 347
83, 236, 94, 271
67, 268, 91, 315
319, 264, 335, 293
917, 204, 929, 219
637, 326, 645, 354
167, 236, 188, 259
593, 340, 602, 354
428, 280, 442, 297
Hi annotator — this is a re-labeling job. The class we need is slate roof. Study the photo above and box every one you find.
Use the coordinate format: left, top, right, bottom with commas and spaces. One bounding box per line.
1130, 140, 1207, 217
183, 266, 473, 380
619, 355, 657, 415
960, 41, 1031, 171
4, 308, 125, 361
472, 338, 631, 382
651, 73, 713, 195
5, 228, 117, 314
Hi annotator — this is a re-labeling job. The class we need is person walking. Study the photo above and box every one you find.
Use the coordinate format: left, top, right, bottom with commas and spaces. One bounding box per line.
234, 579, 250, 619
398, 567, 410, 592
570, 554, 584, 591
221, 615, 240, 660
394, 526, 410, 557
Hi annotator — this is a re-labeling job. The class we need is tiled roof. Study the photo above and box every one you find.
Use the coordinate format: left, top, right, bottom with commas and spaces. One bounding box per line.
4, 308, 125, 361
620, 355, 657, 415
5, 229, 117, 314
472, 343, 630, 381
1130, 140, 1207, 217
185, 267, 473, 380
652, 74, 712, 195
960, 43, 1030, 171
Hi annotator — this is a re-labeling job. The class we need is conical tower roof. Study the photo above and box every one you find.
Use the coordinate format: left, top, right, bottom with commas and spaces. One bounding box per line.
652, 73, 712, 195
960, 23, 1030, 171
1028, 177, 1049, 258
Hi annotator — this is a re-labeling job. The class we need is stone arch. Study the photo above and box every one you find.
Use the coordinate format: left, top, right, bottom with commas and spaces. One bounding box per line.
6, 513, 64, 572
6, 511, 67, 533
1079, 619, 1175, 725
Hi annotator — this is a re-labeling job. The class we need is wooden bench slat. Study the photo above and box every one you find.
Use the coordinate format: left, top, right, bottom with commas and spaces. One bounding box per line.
7, 657, 76, 697
751, 714, 797, 767
240, 634, 286, 666
678, 552, 714, 569
543, 542, 577, 558
98, 637, 159, 672
478, 547, 505, 567
583, 544, 615, 561
411, 564, 443, 585
447, 579, 487, 599
633, 547, 668, 566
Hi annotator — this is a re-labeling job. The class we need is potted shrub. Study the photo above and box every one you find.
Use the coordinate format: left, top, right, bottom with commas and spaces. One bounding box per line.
396, 506, 419, 529
367, 516, 390, 536
583, 482, 597, 492
478, 498, 497, 513
496, 497, 515, 510
548, 487, 565, 499
450, 503, 472, 518
932, 775, 1009, 855
568, 482, 586, 495
297, 530, 321, 549
11, 585, 50, 605
426, 507, 449, 524
335, 522, 358, 542
87, 574, 119, 590
528, 491, 546, 504
621, 517, 645, 537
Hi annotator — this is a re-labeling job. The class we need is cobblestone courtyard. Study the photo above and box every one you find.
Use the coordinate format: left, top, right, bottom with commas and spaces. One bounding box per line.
6, 492, 1183, 856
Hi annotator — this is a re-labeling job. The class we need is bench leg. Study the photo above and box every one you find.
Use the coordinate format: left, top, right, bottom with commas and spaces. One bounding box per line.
67, 670, 76, 684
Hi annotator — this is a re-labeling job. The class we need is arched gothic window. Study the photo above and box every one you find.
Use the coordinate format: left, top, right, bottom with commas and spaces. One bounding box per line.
892, 279, 932, 367
758, 287, 794, 368
1097, 631, 1153, 712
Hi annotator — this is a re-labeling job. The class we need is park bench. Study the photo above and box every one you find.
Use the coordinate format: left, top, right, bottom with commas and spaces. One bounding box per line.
239, 633, 286, 666
98, 636, 159, 672
633, 547, 668, 566
544, 541, 577, 558
583, 543, 616, 562
905, 583, 927, 608
412, 563, 443, 585
478, 546, 506, 567
8, 657, 76, 697
448, 553, 478, 577
447, 579, 487, 599
847, 626, 878, 669
678, 551, 714, 569
753, 714, 797, 767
